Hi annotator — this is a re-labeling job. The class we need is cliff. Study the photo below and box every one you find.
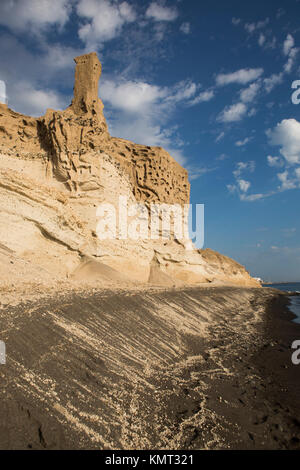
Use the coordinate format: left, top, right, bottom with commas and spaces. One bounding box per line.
0, 52, 259, 288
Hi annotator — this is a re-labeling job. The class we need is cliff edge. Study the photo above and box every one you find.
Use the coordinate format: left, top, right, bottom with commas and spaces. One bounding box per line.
0, 52, 259, 288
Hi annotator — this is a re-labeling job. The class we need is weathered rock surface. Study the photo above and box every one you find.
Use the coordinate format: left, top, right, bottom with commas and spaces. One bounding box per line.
0, 52, 259, 288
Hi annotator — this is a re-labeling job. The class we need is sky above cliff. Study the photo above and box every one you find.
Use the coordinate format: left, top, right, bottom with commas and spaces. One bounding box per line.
0, 0, 299, 281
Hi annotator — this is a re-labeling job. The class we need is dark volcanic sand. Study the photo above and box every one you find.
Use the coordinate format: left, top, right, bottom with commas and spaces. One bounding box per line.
0, 286, 299, 450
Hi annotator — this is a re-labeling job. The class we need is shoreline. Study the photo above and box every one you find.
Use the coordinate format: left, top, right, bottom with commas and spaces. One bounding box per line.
0, 286, 299, 449
251, 289, 300, 447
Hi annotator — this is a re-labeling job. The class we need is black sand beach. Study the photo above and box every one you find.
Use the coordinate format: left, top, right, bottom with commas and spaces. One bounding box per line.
0, 286, 299, 450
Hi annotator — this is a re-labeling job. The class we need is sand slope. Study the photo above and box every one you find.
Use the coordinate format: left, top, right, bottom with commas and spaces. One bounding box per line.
1, 286, 299, 450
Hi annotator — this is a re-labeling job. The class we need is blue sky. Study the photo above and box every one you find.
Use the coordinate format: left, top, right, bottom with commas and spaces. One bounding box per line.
0, 0, 299, 281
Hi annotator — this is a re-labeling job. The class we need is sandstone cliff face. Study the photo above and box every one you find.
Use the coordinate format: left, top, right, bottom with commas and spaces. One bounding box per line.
0, 53, 259, 288
0, 53, 189, 205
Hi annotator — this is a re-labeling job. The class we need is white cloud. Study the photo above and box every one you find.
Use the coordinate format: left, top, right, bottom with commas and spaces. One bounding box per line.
248, 107, 257, 117
101, 78, 202, 115
266, 37, 277, 49
233, 161, 255, 178
229, 161, 262, 201
217, 153, 229, 160
282, 34, 298, 74
244, 18, 269, 34
238, 179, 251, 192
145, 2, 178, 22
258, 34, 277, 50
41, 43, 85, 72
215, 131, 225, 142
263, 35, 298, 93
227, 184, 236, 193
235, 137, 252, 147
216, 68, 264, 86
188, 166, 217, 181
77, 0, 136, 46
239, 81, 260, 103
267, 119, 300, 165
119, 1, 136, 21
284, 46, 298, 73
277, 168, 300, 191
9, 80, 68, 116
277, 171, 297, 190
266, 119, 300, 193
101, 80, 165, 113
167, 81, 198, 103
217, 102, 247, 123
189, 89, 214, 105
0, 0, 71, 34
283, 33, 295, 56
151, 22, 169, 41
240, 193, 265, 201
227, 172, 265, 201
267, 155, 284, 168
180, 22, 190, 34
258, 33, 265, 47
263, 73, 284, 93
232, 17, 241, 26
0, 80, 6, 104
244, 23, 256, 34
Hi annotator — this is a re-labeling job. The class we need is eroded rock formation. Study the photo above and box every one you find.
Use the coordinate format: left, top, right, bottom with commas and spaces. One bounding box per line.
0, 52, 189, 204
0, 52, 259, 287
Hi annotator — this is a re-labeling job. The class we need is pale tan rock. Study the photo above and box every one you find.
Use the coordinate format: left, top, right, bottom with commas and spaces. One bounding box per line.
71, 255, 132, 284
71, 52, 103, 116
0, 52, 260, 288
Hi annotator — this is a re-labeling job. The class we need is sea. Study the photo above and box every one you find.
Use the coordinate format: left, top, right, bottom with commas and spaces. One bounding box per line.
263, 283, 300, 324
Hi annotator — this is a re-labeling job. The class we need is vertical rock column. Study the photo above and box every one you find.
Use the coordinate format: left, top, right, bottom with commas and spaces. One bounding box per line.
41, 52, 109, 192
71, 52, 103, 116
